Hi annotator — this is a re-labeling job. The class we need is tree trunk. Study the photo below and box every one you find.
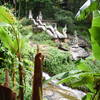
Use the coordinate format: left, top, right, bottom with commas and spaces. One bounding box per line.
12, 67, 16, 90
18, 53, 24, 100
19, 64, 24, 100
0, 85, 16, 100
32, 53, 44, 100
4, 69, 10, 87
0, 69, 16, 100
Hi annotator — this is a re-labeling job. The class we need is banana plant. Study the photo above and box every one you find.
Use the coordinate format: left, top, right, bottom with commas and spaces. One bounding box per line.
75, 1, 100, 99
0, 6, 26, 100
75, 0, 100, 60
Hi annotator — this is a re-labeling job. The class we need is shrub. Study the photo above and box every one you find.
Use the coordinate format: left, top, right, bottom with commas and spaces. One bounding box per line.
31, 32, 57, 46
20, 18, 32, 26
43, 47, 76, 75
54, 9, 75, 33
32, 32, 51, 41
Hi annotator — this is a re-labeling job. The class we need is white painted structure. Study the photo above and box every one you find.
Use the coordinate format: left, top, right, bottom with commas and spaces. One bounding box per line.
29, 11, 68, 39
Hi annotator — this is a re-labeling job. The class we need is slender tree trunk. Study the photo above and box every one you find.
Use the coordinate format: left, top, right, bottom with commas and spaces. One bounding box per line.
12, 65, 16, 90
4, 69, 10, 87
32, 53, 44, 100
0, 68, 16, 100
12, 71, 16, 89
18, 54, 24, 100
19, 64, 24, 100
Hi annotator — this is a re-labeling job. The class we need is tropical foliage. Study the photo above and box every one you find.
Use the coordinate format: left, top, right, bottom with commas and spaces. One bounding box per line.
47, 0, 100, 100
0, 0, 100, 100
0, 6, 33, 100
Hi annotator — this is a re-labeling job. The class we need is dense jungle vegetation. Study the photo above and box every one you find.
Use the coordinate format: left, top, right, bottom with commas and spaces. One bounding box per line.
0, 0, 100, 100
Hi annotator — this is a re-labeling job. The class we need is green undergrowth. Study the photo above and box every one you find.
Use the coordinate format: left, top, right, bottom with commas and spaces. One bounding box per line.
31, 32, 57, 47
43, 47, 76, 75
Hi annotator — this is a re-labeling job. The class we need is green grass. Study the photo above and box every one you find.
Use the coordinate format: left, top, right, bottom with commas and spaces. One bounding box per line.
43, 47, 76, 75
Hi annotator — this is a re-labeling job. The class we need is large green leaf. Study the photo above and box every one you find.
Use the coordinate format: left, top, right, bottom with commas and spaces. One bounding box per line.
0, 6, 16, 24
92, 10, 100, 27
57, 71, 100, 84
0, 6, 18, 53
43, 72, 67, 84
0, 27, 16, 53
44, 70, 84, 84
89, 10, 100, 60
82, 93, 93, 100
90, 36, 100, 60
77, 61, 92, 71
90, 27, 100, 45
86, 83, 95, 92
57, 72, 87, 84
13, 38, 26, 54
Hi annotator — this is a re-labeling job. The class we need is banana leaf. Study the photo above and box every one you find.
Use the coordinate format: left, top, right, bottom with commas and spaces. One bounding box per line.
0, 6, 16, 24
0, 27, 17, 53
89, 10, 100, 60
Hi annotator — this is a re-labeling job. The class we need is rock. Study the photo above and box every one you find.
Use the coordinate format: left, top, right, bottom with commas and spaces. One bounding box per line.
58, 44, 69, 51
68, 34, 90, 48
78, 36, 90, 48
70, 45, 89, 60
